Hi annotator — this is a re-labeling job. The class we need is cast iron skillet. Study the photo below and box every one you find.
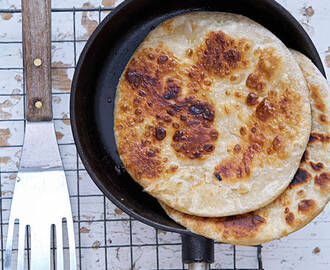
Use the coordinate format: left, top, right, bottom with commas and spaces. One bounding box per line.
71, 0, 325, 266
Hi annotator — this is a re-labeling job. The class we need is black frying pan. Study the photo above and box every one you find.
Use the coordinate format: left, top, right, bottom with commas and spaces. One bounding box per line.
70, 0, 325, 267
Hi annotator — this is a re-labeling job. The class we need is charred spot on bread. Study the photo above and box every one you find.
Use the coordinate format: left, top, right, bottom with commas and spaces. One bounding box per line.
186, 48, 193, 57
209, 129, 219, 141
314, 172, 330, 191
163, 79, 181, 100
223, 48, 241, 63
188, 101, 215, 121
125, 67, 144, 89
246, 92, 259, 106
297, 190, 305, 197
168, 164, 178, 173
195, 31, 249, 78
301, 150, 309, 163
204, 144, 215, 152
308, 133, 330, 144
214, 173, 222, 181
155, 126, 166, 140
298, 199, 316, 213
171, 123, 217, 159
221, 214, 265, 239
256, 98, 275, 121
234, 144, 241, 153
285, 212, 295, 225
289, 168, 311, 187
240, 127, 247, 136
157, 55, 169, 64
163, 98, 218, 159
310, 162, 324, 171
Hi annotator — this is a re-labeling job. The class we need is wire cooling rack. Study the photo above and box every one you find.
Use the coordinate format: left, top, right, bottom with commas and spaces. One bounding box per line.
5, 1, 327, 269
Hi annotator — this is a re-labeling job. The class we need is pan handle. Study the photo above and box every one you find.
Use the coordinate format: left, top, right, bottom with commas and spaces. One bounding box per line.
182, 234, 214, 269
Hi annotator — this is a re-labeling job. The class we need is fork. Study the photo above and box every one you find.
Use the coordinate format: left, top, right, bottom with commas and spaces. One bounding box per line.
4, 0, 77, 269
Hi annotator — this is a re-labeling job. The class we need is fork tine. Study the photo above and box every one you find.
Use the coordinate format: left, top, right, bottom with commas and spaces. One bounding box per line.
66, 217, 77, 270
4, 216, 16, 270
56, 221, 64, 270
17, 222, 26, 270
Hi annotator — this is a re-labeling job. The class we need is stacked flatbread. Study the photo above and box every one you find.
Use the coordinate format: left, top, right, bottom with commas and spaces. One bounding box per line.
114, 12, 329, 245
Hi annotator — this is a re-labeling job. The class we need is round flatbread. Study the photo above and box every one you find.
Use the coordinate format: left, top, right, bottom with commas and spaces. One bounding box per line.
114, 12, 311, 217
161, 50, 330, 245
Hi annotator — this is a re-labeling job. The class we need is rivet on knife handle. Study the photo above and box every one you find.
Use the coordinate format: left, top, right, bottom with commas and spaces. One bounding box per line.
22, 0, 52, 122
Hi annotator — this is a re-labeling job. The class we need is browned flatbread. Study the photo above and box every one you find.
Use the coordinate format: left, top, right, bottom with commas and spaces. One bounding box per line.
114, 12, 311, 217
161, 50, 330, 245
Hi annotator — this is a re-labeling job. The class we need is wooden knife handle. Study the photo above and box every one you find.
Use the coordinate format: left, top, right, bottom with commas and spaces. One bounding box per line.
22, 0, 52, 122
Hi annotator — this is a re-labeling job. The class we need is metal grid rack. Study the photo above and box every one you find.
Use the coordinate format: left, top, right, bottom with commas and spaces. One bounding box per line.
0, 5, 263, 270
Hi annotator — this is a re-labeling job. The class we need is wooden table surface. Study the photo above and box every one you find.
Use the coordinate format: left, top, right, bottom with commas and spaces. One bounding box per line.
0, 0, 328, 269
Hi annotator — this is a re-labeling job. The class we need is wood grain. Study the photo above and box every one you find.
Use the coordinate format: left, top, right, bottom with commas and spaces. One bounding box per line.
22, 0, 52, 122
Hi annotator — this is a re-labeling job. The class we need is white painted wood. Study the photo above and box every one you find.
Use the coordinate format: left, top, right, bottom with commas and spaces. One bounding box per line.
0, 0, 328, 269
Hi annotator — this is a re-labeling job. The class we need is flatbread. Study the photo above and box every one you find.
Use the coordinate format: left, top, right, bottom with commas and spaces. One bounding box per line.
161, 50, 330, 245
114, 12, 311, 217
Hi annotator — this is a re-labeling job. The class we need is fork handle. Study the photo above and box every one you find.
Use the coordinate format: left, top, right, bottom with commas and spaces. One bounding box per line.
22, 0, 52, 122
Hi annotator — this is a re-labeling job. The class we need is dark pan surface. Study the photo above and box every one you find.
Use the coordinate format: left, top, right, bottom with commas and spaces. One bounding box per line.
71, 0, 325, 234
